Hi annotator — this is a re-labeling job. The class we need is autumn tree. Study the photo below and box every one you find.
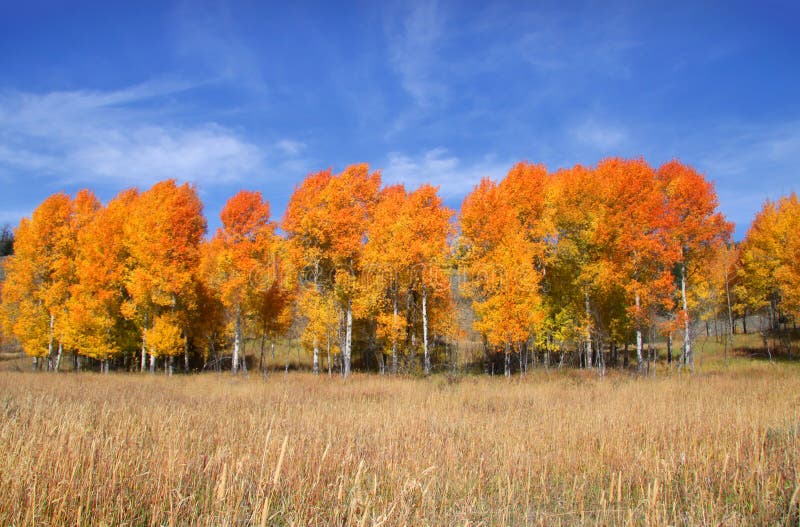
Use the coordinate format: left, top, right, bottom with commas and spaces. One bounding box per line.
365, 184, 409, 373
0, 191, 99, 370
544, 164, 602, 370
737, 193, 800, 355
200, 190, 283, 374
460, 163, 547, 376
658, 161, 732, 370
365, 184, 454, 375
591, 158, 676, 373
61, 189, 137, 372
284, 164, 380, 377
122, 180, 206, 374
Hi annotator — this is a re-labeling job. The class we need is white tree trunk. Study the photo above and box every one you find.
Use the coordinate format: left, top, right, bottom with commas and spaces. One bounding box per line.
327, 337, 332, 377
392, 290, 398, 375
54, 341, 62, 372
344, 298, 352, 378
422, 286, 430, 375
724, 263, 734, 364
585, 293, 592, 369
149, 353, 156, 373
312, 271, 320, 375
48, 313, 55, 371
141, 333, 147, 372
233, 307, 241, 374
681, 261, 692, 371
183, 333, 189, 373
635, 294, 643, 373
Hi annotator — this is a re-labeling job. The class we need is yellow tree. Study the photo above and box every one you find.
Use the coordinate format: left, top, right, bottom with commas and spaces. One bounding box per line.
0, 191, 99, 370
405, 184, 454, 374
284, 164, 380, 377
460, 163, 547, 376
738, 194, 800, 354
544, 164, 602, 370
202, 190, 278, 374
365, 184, 454, 374
251, 238, 295, 375
61, 189, 136, 372
0, 216, 51, 369
772, 194, 800, 318
593, 158, 676, 373
122, 180, 206, 373
365, 184, 410, 373
283, 170, 334, 374
658, 161, 732, 370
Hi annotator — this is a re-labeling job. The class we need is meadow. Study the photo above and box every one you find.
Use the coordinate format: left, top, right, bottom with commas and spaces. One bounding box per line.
1, 350, 799, 526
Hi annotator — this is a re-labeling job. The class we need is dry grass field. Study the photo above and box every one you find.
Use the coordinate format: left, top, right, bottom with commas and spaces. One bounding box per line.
1, 359, 799, 526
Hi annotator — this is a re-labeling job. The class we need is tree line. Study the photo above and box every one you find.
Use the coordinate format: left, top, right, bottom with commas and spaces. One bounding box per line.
0, 158, 797, 376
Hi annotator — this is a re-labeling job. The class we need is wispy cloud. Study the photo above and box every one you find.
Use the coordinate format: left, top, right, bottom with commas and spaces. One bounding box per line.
384, 2, 446, 110
382, 147, 509, 198
275, 139, 307, 157
171, 1, 267, 94
569, 118, 628, 152
0, 83, 278, 187
688, 120, 800, 237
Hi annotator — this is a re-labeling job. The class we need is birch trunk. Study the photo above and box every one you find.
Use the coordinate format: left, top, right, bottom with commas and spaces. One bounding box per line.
724, 263, 734, 365
141, 332, 147, 372
54, 341, 62, 372
392, 289, 398, 375
681, 261, 692, 371
344, 298, 352, 378
584, 293, 592, 369
183, 333, 189, 373
233, 307, 241, 374
422, 285, 430, 375
408, 290, 416, 368
48, 313, 54, 371
504, 343, 511, 377
327, 337, 332, 377
312, 342, 319, 375
259, 331, 266, 373
635, 294, 644, 373
32, 356, 38, 372
313, 270, 320, 375
149, 353, 155, 373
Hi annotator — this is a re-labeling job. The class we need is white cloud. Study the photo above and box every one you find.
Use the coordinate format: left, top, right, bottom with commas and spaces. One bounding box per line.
570, 118, 628, 151
274, 139, 307, 157
384, 2, 447, 109
0, 84, 269, 186
382, 147, 509, 197
517, 8, 638, 78
171, 1, 267, 94
691, 120, 800, 237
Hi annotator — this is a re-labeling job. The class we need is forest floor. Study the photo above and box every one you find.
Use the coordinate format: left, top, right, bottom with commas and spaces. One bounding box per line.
1, 344, 799, 525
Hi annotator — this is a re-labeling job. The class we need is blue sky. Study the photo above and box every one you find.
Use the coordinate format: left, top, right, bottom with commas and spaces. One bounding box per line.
1, 1, 798, 239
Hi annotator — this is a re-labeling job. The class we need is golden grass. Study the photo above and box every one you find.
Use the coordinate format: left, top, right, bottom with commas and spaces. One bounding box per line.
1, 366, 799, 526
